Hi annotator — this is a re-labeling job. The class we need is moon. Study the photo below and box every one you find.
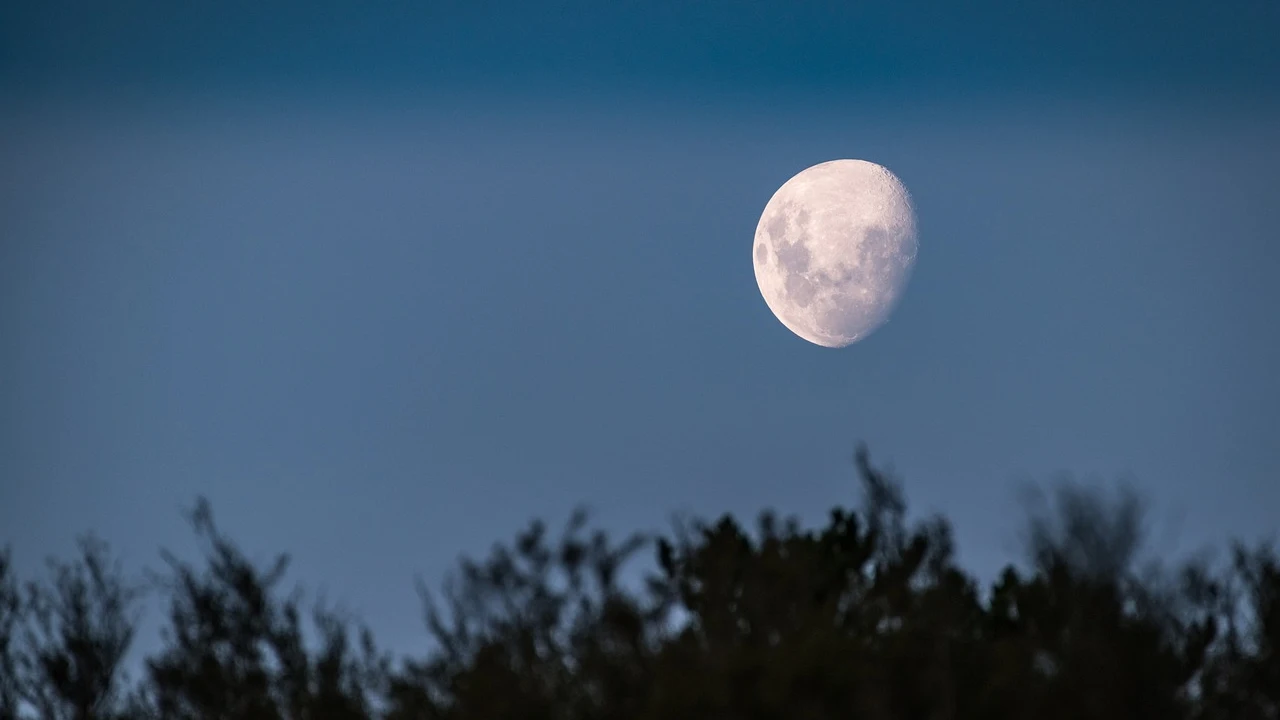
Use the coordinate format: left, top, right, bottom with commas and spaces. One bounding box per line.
753, 159, 917, 348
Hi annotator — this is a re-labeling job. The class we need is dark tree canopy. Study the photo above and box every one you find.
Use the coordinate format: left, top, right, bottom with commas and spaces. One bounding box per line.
2, 446, 1277, 720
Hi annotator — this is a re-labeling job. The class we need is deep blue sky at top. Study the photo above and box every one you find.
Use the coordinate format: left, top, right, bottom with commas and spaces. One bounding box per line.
2, 1, 1278, 658
3, 1, 1279, 103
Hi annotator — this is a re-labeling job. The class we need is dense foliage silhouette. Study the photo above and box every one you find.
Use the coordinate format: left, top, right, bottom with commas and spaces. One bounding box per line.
2, 446, 1276, 719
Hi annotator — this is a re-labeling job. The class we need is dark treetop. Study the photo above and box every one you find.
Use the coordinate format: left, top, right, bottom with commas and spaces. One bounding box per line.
2, 447, 1277, 720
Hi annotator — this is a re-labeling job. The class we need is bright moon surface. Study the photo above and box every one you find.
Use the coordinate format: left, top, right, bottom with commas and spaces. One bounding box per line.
753, 159, 918, 348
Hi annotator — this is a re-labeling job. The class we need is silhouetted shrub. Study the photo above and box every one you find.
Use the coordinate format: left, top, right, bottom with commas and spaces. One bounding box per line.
3, 446, 1276, 719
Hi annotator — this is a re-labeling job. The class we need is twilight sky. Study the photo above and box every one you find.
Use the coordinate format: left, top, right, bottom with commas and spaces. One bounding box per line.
3, 0, 1279, 659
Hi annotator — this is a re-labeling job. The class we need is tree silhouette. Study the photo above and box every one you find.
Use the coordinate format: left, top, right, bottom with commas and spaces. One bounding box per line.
1, 550, 23, 720
2, 445, 1277, 719
137, 499, 386, 720
0, 538, 140, 720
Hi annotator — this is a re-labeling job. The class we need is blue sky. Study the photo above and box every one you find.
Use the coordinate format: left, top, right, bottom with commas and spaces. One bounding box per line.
3, 1, 1278, 659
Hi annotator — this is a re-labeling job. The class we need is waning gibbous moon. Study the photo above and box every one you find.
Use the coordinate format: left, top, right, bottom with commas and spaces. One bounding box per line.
753, 159, 918, 348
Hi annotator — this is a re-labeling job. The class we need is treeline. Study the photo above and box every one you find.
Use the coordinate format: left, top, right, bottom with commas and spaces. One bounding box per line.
1, 447, 1277, 719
